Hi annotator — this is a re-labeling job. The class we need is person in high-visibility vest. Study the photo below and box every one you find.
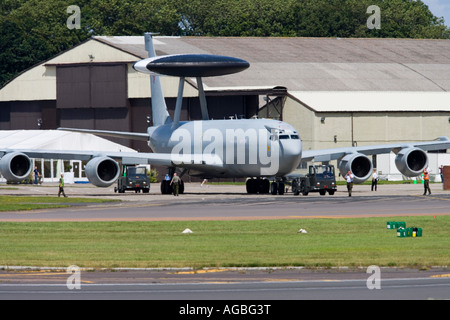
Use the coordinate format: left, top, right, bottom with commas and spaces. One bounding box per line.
58, 174, 68, 198
423, 168, 431, 196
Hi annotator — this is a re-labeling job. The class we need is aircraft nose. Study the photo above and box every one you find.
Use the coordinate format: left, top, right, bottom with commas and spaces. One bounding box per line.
282, 139, 302, 156
279, 138, 302, 172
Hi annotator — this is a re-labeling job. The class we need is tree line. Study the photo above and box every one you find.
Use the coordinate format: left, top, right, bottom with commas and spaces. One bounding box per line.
1, 0, 449, 87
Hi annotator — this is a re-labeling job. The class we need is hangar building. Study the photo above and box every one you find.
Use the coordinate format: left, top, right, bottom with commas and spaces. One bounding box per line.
1, 36, 449, 180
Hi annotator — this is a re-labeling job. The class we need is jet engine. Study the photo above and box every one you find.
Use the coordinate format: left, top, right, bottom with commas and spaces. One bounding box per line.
0, 152, 33, 182
339, 153, 373, 184
85, 156, 120, 187
395, 147, 428, 177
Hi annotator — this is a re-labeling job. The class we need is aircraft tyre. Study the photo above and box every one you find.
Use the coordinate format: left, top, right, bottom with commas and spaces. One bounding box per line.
270, 182, 277, 195
179, 180, 184, 194
278, 182, 285, 195
161, 180, 173, 194
246, 178, 270, 194
270, 181, 285, 195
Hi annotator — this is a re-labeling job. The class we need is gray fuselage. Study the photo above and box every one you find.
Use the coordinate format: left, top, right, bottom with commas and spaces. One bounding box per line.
147, 119, 302, 178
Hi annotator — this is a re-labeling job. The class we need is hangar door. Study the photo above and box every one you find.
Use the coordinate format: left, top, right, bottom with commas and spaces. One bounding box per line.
56, 63, 127, 109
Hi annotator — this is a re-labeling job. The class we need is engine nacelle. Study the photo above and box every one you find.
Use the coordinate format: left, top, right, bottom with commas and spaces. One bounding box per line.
85, 156, 120, 187
339, 153, 373, 184
395, 147, 428, 177
0, 152, 33, 182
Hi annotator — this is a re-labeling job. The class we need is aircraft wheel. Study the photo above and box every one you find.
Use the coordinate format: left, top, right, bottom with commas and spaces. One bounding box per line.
246, 179, 257, 194
179, 180, 184, 194
161, 180, 172, 194
278, 182, 285, 195
259, 179, 270, 194
270, 182, 278, 195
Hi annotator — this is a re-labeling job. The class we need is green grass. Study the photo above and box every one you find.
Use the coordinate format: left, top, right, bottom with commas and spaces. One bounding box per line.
0, 216, 448, 269
0, 196, 118, 212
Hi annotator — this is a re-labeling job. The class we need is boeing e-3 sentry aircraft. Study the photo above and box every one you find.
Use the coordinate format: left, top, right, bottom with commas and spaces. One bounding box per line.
1, 33, 449, 195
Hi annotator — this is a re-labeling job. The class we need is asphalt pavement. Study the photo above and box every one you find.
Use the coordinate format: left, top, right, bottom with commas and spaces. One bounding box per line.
1, 181, 449, 301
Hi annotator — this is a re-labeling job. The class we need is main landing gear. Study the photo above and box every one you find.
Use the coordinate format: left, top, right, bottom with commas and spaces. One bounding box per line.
270, 181, 285, 195
160, 168, 185, 195
246, 178, 285, 195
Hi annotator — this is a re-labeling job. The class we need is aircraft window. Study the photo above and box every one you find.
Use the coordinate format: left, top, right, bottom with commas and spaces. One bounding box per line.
290, 135, 300, 140
279, 135, 290, 140
128, 167, 146, 176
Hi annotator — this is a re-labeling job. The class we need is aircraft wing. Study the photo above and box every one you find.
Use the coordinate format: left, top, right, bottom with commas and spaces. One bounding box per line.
58, 128, 150, 142
0, 149, 224, 167
301, 136, 450, 183
0, 147, 224, 187
302, 136, 450, 162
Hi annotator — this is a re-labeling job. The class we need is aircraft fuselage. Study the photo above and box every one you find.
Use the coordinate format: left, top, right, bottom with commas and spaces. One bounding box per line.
147, 119, 302, 178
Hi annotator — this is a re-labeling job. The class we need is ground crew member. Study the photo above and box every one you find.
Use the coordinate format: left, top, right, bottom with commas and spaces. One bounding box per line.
423, 168, 431, 195
170, 172, 181, 196
33, 166, 41, 185
371, 169, 378, 191
345, 170, 354, 197
58, 174, 68, 198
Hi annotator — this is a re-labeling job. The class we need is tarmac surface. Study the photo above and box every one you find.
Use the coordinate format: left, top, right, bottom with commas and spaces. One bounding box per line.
0, 182, 449, 221
0, 181, 449, 300
0, 267, 449, 300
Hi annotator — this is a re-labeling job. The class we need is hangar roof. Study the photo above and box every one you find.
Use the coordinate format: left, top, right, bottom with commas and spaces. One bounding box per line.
96, 36, 450, 92
0, 130, 137, 153
289, 91, 450, 113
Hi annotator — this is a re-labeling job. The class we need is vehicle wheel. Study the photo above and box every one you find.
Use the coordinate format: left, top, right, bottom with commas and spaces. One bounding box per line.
300, 180, 308, 196
328, 190, 335, 195
292, 179, 300, 195
319, 190, 326, 196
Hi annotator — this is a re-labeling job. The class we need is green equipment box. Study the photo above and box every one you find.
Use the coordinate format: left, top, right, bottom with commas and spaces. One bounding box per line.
387, 221, 406, 229
397, 227, 422, 237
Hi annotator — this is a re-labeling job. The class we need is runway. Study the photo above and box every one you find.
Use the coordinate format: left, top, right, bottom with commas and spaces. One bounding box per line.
0, 268, 449, 300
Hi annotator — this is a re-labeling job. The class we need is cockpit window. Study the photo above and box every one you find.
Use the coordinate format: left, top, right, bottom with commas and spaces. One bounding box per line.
279, 135, 290, 140
290, 135, 300, 140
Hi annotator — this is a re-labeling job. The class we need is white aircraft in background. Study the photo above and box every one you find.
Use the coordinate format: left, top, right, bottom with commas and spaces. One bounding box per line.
1, 33, 449, 195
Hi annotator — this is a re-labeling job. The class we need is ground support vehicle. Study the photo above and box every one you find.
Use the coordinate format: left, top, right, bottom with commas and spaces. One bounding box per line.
292, 165, 337, 196
115, 166, 150, 193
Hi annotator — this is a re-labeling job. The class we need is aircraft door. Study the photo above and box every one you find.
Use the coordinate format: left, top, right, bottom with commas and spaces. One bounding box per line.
70, 160, 83, 179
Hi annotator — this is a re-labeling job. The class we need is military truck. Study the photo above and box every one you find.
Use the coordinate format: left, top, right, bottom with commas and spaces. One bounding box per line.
115, 166, 150, 193
292, 165, 337, 196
